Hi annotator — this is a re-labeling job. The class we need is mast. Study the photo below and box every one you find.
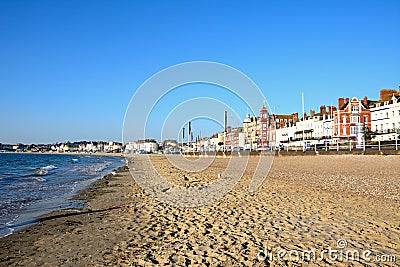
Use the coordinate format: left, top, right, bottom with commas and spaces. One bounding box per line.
302, 92, 305, 144
224, 111, 227, 152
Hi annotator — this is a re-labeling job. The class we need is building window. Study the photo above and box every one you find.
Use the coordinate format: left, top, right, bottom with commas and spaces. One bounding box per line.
386, 112, 389, 118
350, 126, 356, 135
393, 123, 396, 130
342, 117, 346, 124
342, 126, 346, 135
350, 115, 360, 123
352, 106, 359, 113
263, 124, 266, 130
364, 116, 368, 123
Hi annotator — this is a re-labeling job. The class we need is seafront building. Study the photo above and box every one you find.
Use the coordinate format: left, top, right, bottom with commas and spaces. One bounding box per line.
258, 105, 269, 150
124, 87, 399, 153
332, 96, 371, 144
370, 89, 400, 141
275, 107, 335, 148
125, 139, 158, 153
0, 141, 123, 153
162, 139, 179, 153
243, 113, 260, 150
212, 87, 400, 151
267, 112, 297, 148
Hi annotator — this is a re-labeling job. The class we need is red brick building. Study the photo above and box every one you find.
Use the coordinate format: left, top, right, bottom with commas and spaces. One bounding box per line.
259, 105, 269, 149
333, 97, 371, 142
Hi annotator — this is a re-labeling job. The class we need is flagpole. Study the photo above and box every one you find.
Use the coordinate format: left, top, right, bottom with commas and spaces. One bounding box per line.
188, 121, 191, 152
224, 111, 227, 152
302, 92, 305, 151
182, 127, 185, 149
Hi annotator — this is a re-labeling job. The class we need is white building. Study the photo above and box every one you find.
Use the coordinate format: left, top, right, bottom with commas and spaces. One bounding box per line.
85, 143, 97, 153
209, 136, 219, 152
274, 112, 334, 148
128, 140, 158, 153
238, 132, 245, 148
162, 139, 179, 153
370, 94, 400, 141
124, 142, 135, 153
103, 142, 122, 153
313, 114, 334, 142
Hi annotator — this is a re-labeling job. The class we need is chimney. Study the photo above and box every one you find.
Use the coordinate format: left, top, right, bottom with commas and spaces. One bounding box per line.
320, 105, 326, 114
310, 109, 315, 117
345, 97, 349, 104
363, 96, 368, 106
303, 112, 307, 120
338, 98, 345, 109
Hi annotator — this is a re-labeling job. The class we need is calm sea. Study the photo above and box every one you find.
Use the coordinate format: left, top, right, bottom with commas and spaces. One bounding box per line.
0, 153, 125, 238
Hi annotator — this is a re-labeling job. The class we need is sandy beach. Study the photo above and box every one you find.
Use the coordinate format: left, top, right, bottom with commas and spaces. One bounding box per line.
0, 154, 399, 266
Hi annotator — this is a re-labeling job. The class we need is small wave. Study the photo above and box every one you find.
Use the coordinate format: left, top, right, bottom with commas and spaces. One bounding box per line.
33, 169, 48, 176
72, 158, 78, 163
32, 164, 56, 176
81, 162, 112, 176
0, 227, 14, 238
42, 165, 57, 170
24, 177, 46, 182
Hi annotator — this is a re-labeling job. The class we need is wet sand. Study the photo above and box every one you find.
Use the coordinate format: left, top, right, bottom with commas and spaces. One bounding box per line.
0, 155, 399, 266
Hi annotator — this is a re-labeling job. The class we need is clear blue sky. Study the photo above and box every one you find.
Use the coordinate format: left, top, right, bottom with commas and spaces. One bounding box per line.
1, 0, 399, 144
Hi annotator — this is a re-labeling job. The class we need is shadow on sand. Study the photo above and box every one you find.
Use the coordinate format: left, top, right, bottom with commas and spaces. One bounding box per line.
0, 206, 124, 233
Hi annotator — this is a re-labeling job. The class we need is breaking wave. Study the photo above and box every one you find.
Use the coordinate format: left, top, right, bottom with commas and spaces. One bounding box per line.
33, 169, 48, 176
41, 165, 57, 170
24, 177, 46, 182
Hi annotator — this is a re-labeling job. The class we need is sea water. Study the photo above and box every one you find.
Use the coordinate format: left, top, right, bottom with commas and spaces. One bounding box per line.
0, 153, 124, 238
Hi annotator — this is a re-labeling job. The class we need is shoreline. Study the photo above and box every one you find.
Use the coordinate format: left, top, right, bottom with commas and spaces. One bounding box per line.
0, 163, 133, 266
0, 155, 126, 240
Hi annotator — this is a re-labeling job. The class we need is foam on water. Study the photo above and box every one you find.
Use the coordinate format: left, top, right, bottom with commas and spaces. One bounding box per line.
0, 153, 124, 238
33, 168, 48, 176
24, 177, 46, 182
41, 164, 57, 170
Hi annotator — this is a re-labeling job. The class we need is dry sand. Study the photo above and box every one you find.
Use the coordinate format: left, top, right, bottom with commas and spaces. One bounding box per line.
0, 154, 399, 266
